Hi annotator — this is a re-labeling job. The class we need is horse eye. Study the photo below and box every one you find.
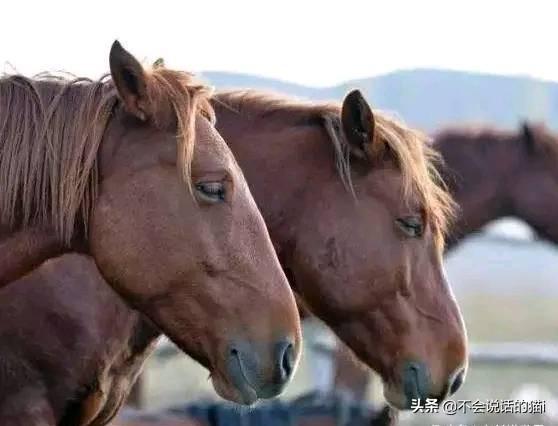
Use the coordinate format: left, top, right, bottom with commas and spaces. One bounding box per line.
195, 181, 226, 203
396, 216, 424, 238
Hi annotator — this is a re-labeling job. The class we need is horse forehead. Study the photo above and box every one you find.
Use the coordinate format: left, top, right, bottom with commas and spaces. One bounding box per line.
194, 115, 223, 145
359, 168, 417, 204
193, 117, 234, 166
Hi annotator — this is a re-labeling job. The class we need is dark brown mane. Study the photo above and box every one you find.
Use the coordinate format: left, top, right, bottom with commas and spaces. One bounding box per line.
214, 90, 338, 125
433, 125, 519, 145
214, 90, 455, 249
521, 122, 558, 162
0, 68, 213, 245
435, 123, 558, 167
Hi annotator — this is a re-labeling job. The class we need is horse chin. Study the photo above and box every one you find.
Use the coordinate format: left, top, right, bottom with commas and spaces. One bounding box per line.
383, 383, 408, 410
211, 373, 259, 406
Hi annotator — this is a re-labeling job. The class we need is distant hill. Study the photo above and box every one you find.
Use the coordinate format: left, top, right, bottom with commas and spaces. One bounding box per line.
202, 69, 558, 131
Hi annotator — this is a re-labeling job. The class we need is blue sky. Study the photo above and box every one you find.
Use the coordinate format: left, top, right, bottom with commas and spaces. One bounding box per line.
1, 0, 555, 86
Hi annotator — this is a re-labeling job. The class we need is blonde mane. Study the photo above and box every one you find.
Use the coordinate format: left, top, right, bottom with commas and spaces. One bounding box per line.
0, 67, 212, 245
214, 90, 455, 250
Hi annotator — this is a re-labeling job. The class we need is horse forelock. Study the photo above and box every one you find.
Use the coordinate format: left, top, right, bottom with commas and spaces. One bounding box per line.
146, 67, 214, 193
330, 110, 456, 252
0, 69, 212, 245
214, 90, 455, 252
371, 114, 456, 251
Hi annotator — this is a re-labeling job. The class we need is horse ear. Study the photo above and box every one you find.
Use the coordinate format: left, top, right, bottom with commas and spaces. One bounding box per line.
153, 57, 165, 69
341, 89, 380, 160
109, 40, 150, 121
521, 121, 536, 155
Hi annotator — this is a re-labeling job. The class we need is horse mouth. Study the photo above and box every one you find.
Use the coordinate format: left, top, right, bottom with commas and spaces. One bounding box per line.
212, 375, 259, 405
382, 381, 409, 410
228, 350, 260, 404
210, 358, 259, 406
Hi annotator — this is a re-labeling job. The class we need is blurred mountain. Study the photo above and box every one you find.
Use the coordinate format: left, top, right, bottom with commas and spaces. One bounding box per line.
202, 69, 558, 131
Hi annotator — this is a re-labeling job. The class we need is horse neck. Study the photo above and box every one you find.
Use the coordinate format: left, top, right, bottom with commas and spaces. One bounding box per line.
214, 102, 331, 258
507, 150, 558, 244
435, 131, 524, 248
0, 228, 68, 287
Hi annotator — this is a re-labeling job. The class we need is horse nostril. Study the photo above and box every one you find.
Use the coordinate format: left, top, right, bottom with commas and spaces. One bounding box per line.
226, 340, 299, 401
402, 361, 430, 408
282, 343, 295, 377
275, 340, 295, 385
449, 368, 465, 396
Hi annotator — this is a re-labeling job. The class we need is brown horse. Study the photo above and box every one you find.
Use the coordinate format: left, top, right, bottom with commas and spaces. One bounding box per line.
330, 121, 558, 400
1, 86, 467, 417
0, 254, 156, 425
434, 122, 558, 248
0, 42, 302, 411
211, 89, 468, 408
2, 255, 391, 426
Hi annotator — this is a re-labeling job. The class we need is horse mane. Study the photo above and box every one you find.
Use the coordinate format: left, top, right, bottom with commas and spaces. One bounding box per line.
435, 122, 558, 168
433, 125, 519, 145
214, 90, 455, 249
0, 67, 213, 245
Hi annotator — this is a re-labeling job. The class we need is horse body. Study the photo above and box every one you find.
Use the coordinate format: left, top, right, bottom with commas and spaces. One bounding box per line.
330, 122, 558, 399
0, 42, 302, 416
434, 123, 558, 248
0, 254, 157, 425
211, 90, 467, 408
0, 85, 467, 420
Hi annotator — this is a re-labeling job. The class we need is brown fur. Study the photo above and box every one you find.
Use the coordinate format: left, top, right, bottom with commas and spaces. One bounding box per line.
0, 42, 302, 424
0, 227, 65, 284
331, 122, 558, 402
212, 89, 467, 408
214, 90, 455, 249
1, 85, 466, 421
434, 122, 558, 247
0, 254, 158, 426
